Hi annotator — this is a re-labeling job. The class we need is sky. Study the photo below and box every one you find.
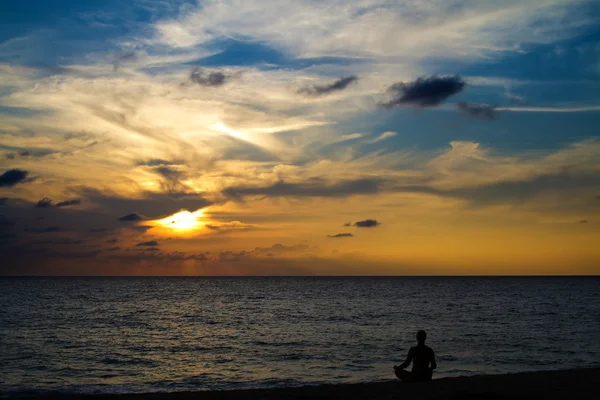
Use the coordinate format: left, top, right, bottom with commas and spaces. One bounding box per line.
1, 0, 599, 276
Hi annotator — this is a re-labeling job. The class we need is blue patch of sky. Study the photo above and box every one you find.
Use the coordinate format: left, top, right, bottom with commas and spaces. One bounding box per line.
0, 0, 195, 68
349, 26, 600, 154
458, 29, 600, 101
191, 38, 371, 71
332, 104, 599, 156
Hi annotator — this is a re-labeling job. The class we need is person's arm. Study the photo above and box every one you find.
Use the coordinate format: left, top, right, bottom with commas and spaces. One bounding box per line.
395, 348, 413, 370
430, 349, 437, 370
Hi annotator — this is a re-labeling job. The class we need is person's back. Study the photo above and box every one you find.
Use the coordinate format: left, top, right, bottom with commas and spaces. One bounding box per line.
409, 343, 435, 380
394, 330, 436, 382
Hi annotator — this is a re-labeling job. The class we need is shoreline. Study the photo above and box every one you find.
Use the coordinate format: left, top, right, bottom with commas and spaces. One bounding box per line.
10, 368, 600, 399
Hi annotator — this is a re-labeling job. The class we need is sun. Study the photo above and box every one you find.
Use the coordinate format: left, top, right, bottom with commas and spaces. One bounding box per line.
156, 209, 204, 231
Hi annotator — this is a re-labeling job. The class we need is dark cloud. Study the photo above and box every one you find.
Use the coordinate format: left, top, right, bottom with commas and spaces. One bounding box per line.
0, 198, 8, 205
80, 188, 212, 220
380, 75, 466, 108
56, 199, 81, 208
298, 76, 358, 96
445, 172, 600, 209
136, 159, 183, 167
136, 240, 158, 247
35, 198, 53, 208
118, 212, 144, 222
189, 68, 228, 87
64, 132, 96, 141
0, 215, 17, 227
106, 238, 118, 243
113, 51, 137, 72
578, 220, 589, 224
457, 102, 497, 120
30, 238, 85, 245
253, 243, 312, 256
353, 219, 380, 228
150, 166, 189, 192
328, 233, 354, 238
107, 246, 121, 251
26, 226, 62, 233
223, 178, 384, 201
154, 166, 182, 180
5, 149, 58, 159
0, 169, 28, 187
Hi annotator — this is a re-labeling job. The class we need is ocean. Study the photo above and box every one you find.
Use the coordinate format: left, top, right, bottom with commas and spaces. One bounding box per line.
1, 277, 599, 396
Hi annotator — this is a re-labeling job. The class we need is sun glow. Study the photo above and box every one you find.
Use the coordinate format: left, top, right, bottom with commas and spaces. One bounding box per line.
156, 209, 205, 231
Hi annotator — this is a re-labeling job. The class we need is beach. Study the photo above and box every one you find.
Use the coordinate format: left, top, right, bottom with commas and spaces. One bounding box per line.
17, 368, 599, 399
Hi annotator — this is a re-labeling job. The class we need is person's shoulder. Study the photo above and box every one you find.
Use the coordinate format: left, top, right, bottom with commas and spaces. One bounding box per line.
425, 345, 435, 353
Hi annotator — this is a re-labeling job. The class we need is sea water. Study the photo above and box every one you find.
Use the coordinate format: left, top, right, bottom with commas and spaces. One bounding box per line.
1, 277, 599, 395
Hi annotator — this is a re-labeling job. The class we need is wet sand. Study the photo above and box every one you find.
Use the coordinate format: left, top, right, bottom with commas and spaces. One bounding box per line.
20, 368, 600, 399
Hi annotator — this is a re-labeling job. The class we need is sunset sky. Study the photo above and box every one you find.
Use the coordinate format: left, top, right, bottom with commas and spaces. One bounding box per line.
1, 0, 599, 275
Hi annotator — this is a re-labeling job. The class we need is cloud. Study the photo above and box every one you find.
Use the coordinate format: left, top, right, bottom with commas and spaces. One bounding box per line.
366, 131, 397, 144
328, 233, 354, 238
30, 238, 85, 245
118, 212, 144, 222
78, 189, 212, 221
35, 198, 53, 208
380, 76, 466, 108
0, 169, 28, 187
0, 215, 17, 227
253, 243, 313, 256
113, 51, 138, 72
506, 92, 526, 104
223, 178, 384, 201
136, 240, 158, 247
298, 76, 358, 96
578, 220, 589, 224
154, 166, 183, 180
26, 226, 62, 233
136, 159, 183, 167
496, 105, 600, 113
188, 68, 228, 87
353, 219, 380, 228
4, 149, 60, 159
56, 199, 81, 207
457, 102, 497, 120
151, 1, 593, 62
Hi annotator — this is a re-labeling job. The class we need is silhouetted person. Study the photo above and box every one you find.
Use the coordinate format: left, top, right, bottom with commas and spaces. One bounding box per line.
394, 330, 436, 382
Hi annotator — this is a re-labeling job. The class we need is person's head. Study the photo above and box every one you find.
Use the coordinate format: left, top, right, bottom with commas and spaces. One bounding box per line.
416, 330, 427, 344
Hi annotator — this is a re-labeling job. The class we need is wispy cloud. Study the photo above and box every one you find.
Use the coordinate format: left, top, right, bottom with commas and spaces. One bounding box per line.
497, 105, 600, 113
457, 102, 497, 120
298, 76, 358, 96
365, 131, 397, 144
